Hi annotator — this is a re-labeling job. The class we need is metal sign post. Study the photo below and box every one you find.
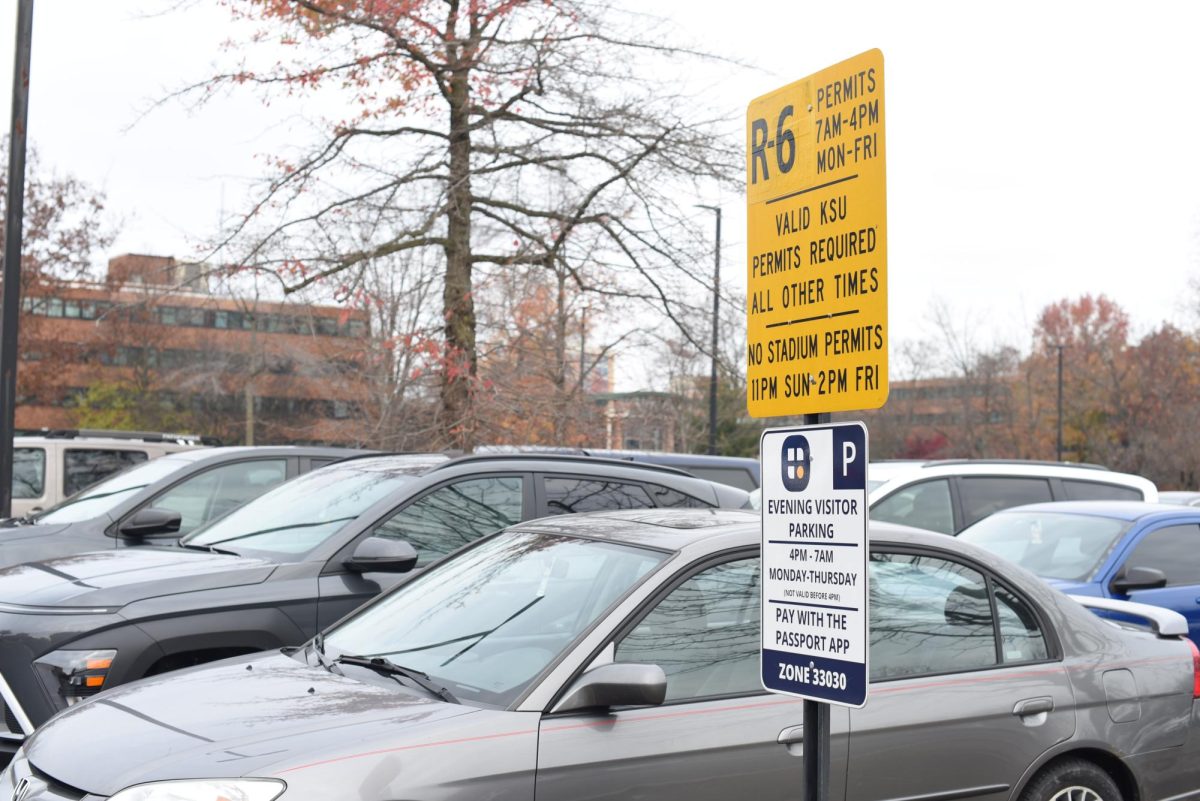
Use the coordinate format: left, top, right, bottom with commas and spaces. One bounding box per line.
801, 411, 831, 801
806, 410, 835, 801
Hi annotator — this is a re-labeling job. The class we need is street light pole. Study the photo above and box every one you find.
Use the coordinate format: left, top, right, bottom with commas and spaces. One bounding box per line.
1056, 344, 1064, 462
0, 0, 35, 519
696, 204, 721, 455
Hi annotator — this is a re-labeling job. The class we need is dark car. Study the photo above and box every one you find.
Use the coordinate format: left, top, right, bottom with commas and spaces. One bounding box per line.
959, 500, 1200, 644
6, 511, 1198, 801
0, 446, 366, 568
480, 445, 762, 491
0, 453, 746, 756
586, 449, 761, 491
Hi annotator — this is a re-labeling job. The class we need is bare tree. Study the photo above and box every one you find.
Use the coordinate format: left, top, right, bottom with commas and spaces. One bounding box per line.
181, 0, 738, 449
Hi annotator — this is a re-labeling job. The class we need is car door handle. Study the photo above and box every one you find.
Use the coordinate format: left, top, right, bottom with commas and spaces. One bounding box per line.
777, 724, 805, 757
1013, 697, 1054, 717
777, 724, 805, 745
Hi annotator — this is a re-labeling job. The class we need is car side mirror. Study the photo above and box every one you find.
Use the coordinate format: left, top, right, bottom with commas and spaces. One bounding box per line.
1111, 566, 1168, 594
345, 536, 418, 573
551, 663, 667, 713
118, 507, 183, 539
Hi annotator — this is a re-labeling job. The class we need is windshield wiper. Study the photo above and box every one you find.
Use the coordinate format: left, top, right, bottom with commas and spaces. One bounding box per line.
191, 516, 356, 547
334, 654, 459, 704
178, 541, 242, 556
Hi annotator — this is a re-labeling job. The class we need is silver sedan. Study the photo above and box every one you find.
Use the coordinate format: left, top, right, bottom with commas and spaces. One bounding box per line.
5, 509, 1199, 801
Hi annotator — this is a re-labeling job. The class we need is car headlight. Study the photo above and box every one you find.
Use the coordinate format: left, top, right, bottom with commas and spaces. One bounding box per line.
32, 648, 117, 708
109, 779, 286, 801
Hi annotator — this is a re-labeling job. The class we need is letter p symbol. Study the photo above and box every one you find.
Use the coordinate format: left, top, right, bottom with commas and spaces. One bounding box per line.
832, 425, 867, 490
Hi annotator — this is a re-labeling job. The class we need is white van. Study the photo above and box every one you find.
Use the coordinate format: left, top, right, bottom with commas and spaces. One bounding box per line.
10, 430, 210, 518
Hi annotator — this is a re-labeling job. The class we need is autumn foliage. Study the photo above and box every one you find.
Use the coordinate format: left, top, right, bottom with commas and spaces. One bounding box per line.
864, 294, 1200, 489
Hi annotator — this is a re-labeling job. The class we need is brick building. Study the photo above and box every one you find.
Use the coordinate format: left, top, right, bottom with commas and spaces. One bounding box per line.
16, 254, 371, 445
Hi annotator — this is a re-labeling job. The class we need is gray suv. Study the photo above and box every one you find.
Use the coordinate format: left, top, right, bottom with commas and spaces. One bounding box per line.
0, 446, 365, 569
0, 453, 745, 757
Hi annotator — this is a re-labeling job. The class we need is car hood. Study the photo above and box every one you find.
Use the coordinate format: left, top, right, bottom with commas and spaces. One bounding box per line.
0, 547, 276, 608
0, 523, 113, 569
25, 651, 480, 796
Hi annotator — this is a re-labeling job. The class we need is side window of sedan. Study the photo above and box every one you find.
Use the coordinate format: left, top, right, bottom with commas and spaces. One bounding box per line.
1122, 525, 1200, 587
615, 557, 760, 702
869, 552, 1048, 680
372, 476, 524, 564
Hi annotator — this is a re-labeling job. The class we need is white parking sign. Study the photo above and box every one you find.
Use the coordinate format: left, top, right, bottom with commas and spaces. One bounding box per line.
760, 422, 869, 707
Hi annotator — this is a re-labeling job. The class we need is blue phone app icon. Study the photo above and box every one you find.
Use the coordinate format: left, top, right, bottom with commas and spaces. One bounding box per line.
781, 435, 812, 492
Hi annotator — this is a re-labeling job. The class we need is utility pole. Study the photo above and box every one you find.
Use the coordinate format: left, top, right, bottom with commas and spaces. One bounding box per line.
696, 204, 721, 455
0, 0, 35, 518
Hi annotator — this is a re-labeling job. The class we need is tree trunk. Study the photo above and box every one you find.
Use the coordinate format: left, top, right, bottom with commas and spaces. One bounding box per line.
441, 33, 476, 451
244, 380, 255, 445
552, 264, 568, 442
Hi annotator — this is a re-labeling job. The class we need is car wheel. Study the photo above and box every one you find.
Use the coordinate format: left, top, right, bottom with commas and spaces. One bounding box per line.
1021, 759, 1122, 801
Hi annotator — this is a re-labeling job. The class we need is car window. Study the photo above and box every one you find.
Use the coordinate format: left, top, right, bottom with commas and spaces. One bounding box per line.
646, 483, 712, 509
147, 459, 289, 535
184, 461, 422, 556
372, 476, 524, 564
35, 456, 193, 524
959, 511, 1128, 582
1123, 525, 1200, 587
12, 448, 45, 499
871, 479, 954, 533
994, 584, 1048, 663
959, 477, 1052, 528
1062, 480, 1143, 502
326, 532, 666, 708
616, 557, 760, 702
869, 552, 997, 680
544, 477, 655, 514
63, 449, 149, 496
687, 467, 758, 492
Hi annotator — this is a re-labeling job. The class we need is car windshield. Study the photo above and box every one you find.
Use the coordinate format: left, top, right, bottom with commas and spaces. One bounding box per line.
183, 460, 427, 557
35, 456, 192, 524
958, 511, 1131, 582
324, 531, 666, 707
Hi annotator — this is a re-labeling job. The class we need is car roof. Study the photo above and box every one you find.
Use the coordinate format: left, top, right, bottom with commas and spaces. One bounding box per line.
437, 452, 697, 478
164, 446, 369, 465
510, 508, 933, 551
869, 459, 1154, 494
991, 500, 1200, 523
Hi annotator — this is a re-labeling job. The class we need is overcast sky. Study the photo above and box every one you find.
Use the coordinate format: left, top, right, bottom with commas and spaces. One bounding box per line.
2, 1, 1199, 382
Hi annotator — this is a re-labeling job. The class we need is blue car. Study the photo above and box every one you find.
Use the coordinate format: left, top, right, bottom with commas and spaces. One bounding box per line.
958, 501, 1200, 644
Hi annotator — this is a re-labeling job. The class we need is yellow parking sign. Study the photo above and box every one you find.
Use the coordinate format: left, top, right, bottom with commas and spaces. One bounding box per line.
746, 49, 887, 417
